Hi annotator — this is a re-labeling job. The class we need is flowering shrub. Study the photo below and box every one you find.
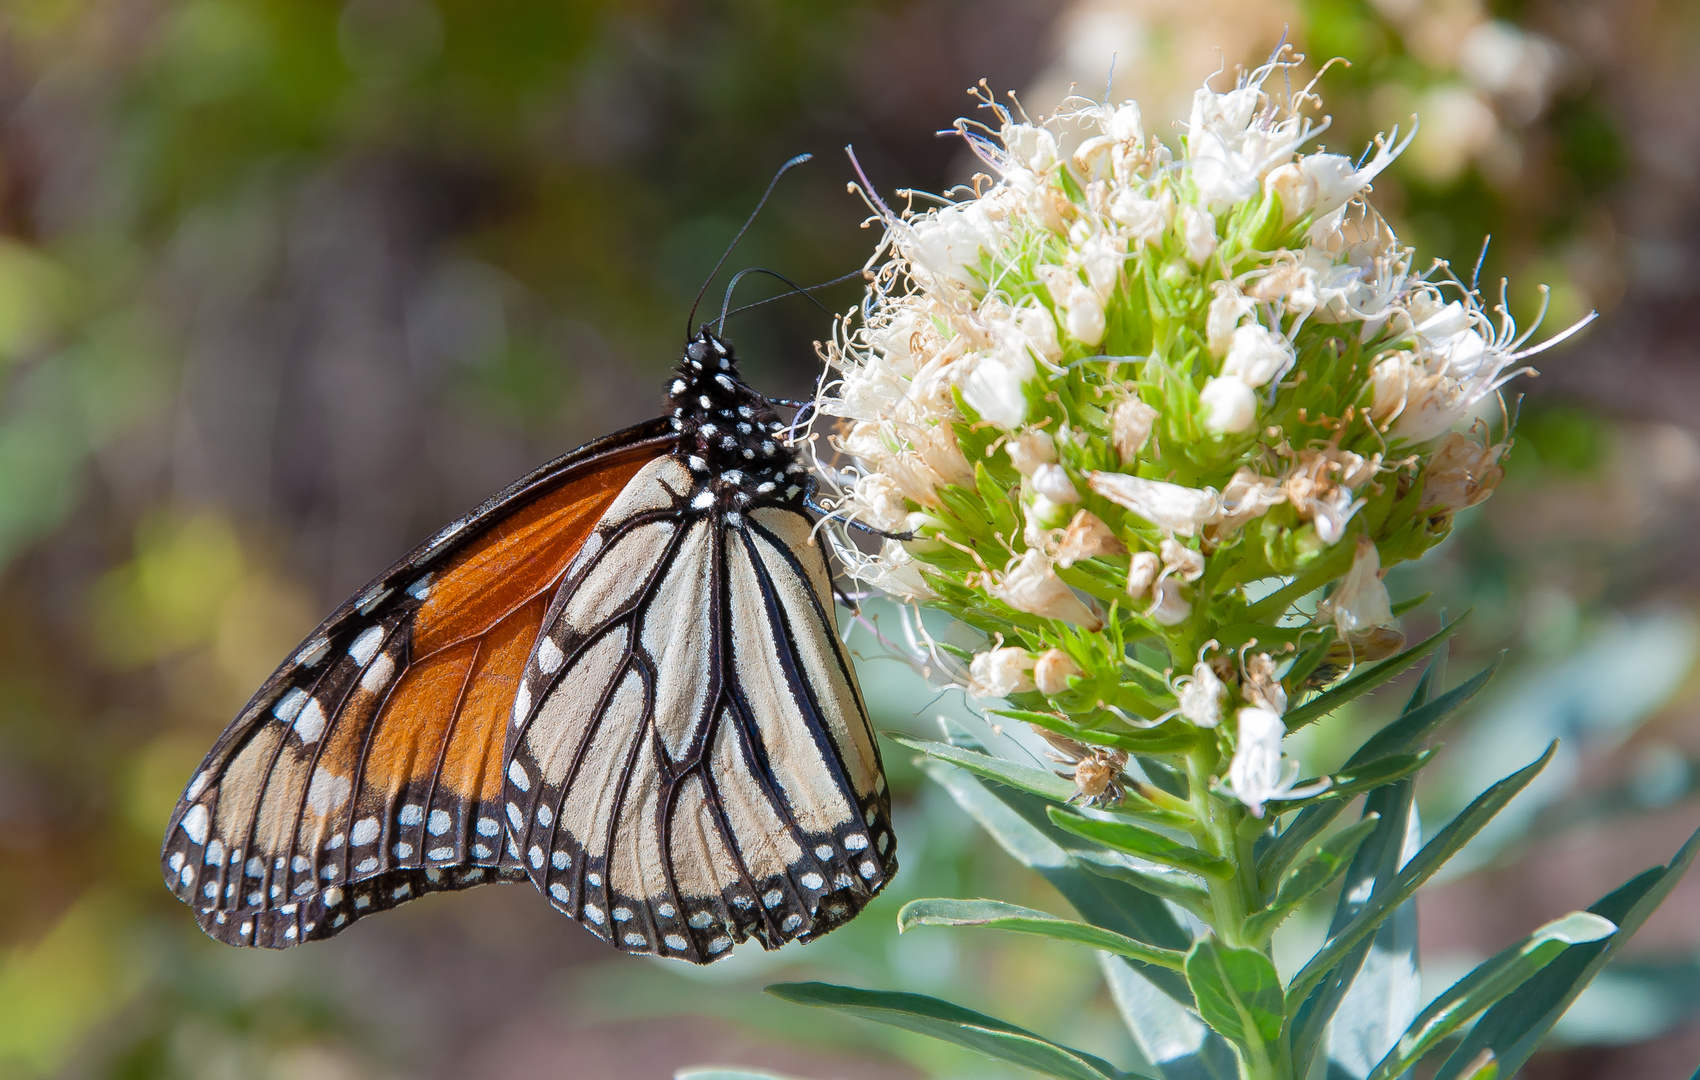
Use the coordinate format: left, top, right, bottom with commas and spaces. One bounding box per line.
762, 51, 1700, 1080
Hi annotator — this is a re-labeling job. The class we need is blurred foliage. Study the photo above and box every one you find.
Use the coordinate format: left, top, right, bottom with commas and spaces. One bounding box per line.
0, 0, 1698, 1077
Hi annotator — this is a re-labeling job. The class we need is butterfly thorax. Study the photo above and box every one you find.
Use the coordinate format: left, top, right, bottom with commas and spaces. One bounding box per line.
666, 329, 808, 519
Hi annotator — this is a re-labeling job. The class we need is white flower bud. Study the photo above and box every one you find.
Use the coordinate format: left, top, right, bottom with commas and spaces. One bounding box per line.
1014, 303, 1063, 363
1149, 578, 1192, 626
1002, 123, 1059, 173
1108, 102, 1143, 144
1064, 285, 1107, 346
1034, 649, 1083, 696
1006, 429, 1056, 475
1087, 472, 1221, 537
968, 646, 1036, 698
1178, 205, 1218, 266
1200, 376, 1257, 434
1054, 510, 1125, 568
1126, 551, 1159, 597
988, 549, 1103, 630
1175, 660, 1225, 727
1316, 536, 1394, 637
1030, 463, 1079, 503
1227, 706, 1288, 818
1207, 285, 1255, 357
1111, 398, 1159, 464
958, 345, 1034, 429
1222, 323, 1296, 388
1079, 235, 1124, 300
1159, 538, 1204, 582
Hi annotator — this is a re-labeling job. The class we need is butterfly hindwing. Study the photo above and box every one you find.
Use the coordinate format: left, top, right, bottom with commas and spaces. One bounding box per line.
504, 456, 896, 963
161, 422, 673, 947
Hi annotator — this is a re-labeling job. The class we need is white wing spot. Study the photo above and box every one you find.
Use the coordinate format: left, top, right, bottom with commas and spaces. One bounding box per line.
305, 769, 352, 816
507, 837, 520, 859
355, 895, 372, 910
708, 936, 732, 954
800, 873, 824, 890
878, 832, 891, 853
657, 903, 676, 918
473, 844, 492, 858
326, 833, 345, 850
293, 699, 327, 743
425, 867, 441, 883
612, 906, 633, 922
550, 883, 569, 902
688, 911, 713, 929
587, 873, 602, 888
331, 914, 346, 928
536, 804, 553, 828
528, 846, 543, 869
348, 626, 385, 666
551, 850, 568, 870
664, 934, 687, 951
476, 817, 499, 837
865, 807, 878, 826
506, 802, 523, 831
859, 859, 878, 879
320, 865, 338, 880
295, 637, 331, 667
293, 881, 313, 897
351, 818, 380, 846
323, 887, 344, 906
427, 847, 454, 861
284, 925, 298, 941
507, 760, 531, 792
355, 857, 379, 874
240, 922, 253, 936
584, 903, 605, 925
762, 889, 783, 908
204, 840, 225, 866
690, 489, 714, 510
356, 585, 392, 615
464, 869, 485, 882
291, 856, 311, 873
844, 833, 868, 851
392, 884, 411, 900
245, 857, 264, 877
180, 804, 209, 845
537, 637, 564, 674
274, 688, 309, 724
406, 574, 433, 600
247, 891, 263, 906
782, 913, 802, 932
623, 933, 647, 948
512, 683, 532, 727
398, 804, 423, 826
731, 894, 751, 909
202, 882, 216, 899
427, 810, 452, 836
169, 852, 185, 872
834, 873, 854, 889
814, 844, 833, 860
394, 842, 413, 859
360, 653, 396, 693
186, 771, 212, 800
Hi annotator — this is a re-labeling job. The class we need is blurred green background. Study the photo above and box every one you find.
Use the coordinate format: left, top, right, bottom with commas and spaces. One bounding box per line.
2, 0, 1699, 1077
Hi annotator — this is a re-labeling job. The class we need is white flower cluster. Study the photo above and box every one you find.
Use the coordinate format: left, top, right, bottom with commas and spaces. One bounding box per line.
813, 52, 1590, 818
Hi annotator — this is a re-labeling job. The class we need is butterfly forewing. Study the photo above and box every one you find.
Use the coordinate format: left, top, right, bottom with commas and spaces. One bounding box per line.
162, 423, 672, 947
504, 456, 895, 961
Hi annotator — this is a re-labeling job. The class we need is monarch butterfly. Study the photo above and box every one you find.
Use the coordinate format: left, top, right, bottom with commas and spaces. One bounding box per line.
160, 325, 896, 963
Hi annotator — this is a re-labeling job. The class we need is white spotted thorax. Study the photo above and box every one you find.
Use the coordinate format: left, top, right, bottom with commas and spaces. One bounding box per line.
809, 49, 1593, 818
667, 329, 810, 523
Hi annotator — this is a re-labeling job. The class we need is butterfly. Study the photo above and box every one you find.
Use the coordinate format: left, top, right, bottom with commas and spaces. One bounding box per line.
160, 327, 896, 962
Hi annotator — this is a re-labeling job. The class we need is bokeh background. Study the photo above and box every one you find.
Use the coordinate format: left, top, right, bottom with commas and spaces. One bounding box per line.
2, 0, 1699, 1077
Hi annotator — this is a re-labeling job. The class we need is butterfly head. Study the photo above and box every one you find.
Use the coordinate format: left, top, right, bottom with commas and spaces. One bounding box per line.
668, 329, 808, 511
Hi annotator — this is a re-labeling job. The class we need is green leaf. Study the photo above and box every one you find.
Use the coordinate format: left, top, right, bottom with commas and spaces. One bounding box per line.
892, 733, 1078, 803
1048, 807, 1232, 880
898, 898, 1187, 971
1433, 825, 1700, 1079
1283, 614, 1472, 730
1286, 743, 1557, 1011
917, 758, 1196, 1007
1099, 955, 1240, 1080
1243, 816, 1379, 943
1074, 858, 1215, 919
765, 982, 1143, 1080
1265, 751, 1435, 814
1185, 939, 1284, 1055
995, 709, 1200, 756
1365, 911, 1615, 1079
1258, 659, 1496, 889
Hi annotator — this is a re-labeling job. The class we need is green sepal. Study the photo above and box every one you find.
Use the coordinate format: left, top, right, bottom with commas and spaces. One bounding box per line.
898, 897, 1188, 971
1048, 806, 1232, 880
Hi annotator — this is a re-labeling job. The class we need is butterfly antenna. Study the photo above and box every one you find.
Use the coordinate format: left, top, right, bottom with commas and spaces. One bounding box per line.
716, 267, 861, 330
686, 153, 814, 338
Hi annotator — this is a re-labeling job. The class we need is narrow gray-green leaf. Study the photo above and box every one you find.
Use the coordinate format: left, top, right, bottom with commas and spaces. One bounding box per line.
894, 733, 1079, 803
899, 898, 1187, 970
1284, 613, 1471, 729
1099, 955, 1240, 1080
1075, 857, 1215, 919
1048, 807, 1232, 879
1433, 825, 1700, 1079
1185, 939, 1284, 1055
675, 1070, 808, 1080
1287, 743, 1556, 1010
1367, 912, 1616, 1080
1243, 816, 1379, 943
1259, 660, 1496, 890
765, 981, 1142, 1080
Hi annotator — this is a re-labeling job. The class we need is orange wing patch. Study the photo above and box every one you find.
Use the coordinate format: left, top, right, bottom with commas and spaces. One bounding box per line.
161, 425, 671, 948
